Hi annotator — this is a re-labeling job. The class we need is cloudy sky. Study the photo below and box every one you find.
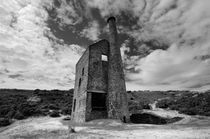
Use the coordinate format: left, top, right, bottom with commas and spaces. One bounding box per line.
0, 0, 210, 91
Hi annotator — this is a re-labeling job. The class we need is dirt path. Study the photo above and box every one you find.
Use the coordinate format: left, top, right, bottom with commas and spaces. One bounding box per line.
0, 113, 210, 139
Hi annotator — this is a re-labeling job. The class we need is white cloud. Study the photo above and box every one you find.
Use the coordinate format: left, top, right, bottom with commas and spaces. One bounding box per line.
127, 44, 210, 90
80, 20, 100, 41
0, 0, 83, 89
129, 0, 210, 90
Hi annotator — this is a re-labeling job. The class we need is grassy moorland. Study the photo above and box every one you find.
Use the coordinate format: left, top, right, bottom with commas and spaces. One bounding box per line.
0, 89, 73, 127
129, 90, 210, 116
127, 90, 174, 112
0, 89, 210, 127
156, 91, 210, 116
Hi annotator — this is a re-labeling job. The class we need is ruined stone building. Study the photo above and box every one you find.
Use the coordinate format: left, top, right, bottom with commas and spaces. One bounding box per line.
71, 17, 129, 123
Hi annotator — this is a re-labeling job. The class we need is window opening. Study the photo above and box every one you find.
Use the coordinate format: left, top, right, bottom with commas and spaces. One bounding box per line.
101, 54, 108, 61
73, 99, 76, 111
79, 78, 82, 87
79, 78, 81, 87
82, 68, 84, 75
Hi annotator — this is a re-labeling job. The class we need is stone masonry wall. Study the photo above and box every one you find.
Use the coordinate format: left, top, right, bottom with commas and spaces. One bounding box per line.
87, 40, 109, 92
71, 49, 89, 123
107, 17, 130, 122
86, 40, 109, 121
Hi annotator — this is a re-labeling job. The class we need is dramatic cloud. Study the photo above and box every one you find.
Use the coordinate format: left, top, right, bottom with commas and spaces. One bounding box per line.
127, 44, 210, 90
45, 0, 85, 27
0, 0, 83, 89
86, 0, 134, 17
80, 20, 100, 41
85, 0, 210, 91
1, 0, 210, 91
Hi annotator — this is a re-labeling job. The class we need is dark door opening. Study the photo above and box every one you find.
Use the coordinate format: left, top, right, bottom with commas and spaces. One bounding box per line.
123, 116, 126, 123
91, 93, 107, 111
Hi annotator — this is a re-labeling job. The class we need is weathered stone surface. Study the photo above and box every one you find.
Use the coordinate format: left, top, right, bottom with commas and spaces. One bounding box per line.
107, 17, 130, 122
87, 40, 109, 93
71, 49, 89, 123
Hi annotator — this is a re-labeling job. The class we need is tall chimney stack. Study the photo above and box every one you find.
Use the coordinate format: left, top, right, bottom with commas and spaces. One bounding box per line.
107, 17, 129, 122
107, 17, 118, 49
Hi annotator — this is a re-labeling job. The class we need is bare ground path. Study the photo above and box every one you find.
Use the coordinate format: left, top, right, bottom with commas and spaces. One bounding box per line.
0, 112, 210, 139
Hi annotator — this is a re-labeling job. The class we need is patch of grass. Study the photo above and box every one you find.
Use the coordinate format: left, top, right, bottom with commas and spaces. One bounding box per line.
14, 111, 25, 120
156, 91, 210, 116
0, 118, 12, 127
49, 111, 60, 118
0, 89, 73, 126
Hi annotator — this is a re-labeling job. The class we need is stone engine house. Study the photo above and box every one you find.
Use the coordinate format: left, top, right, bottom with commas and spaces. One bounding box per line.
71, 17, 129, 123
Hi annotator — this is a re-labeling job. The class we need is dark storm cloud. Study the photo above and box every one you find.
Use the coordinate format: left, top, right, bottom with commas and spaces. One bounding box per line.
9, 74, 22, 79
45, 2, 92, 47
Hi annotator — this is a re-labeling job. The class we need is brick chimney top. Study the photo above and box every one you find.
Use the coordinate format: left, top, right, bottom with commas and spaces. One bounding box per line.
107, 16, 116, 23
